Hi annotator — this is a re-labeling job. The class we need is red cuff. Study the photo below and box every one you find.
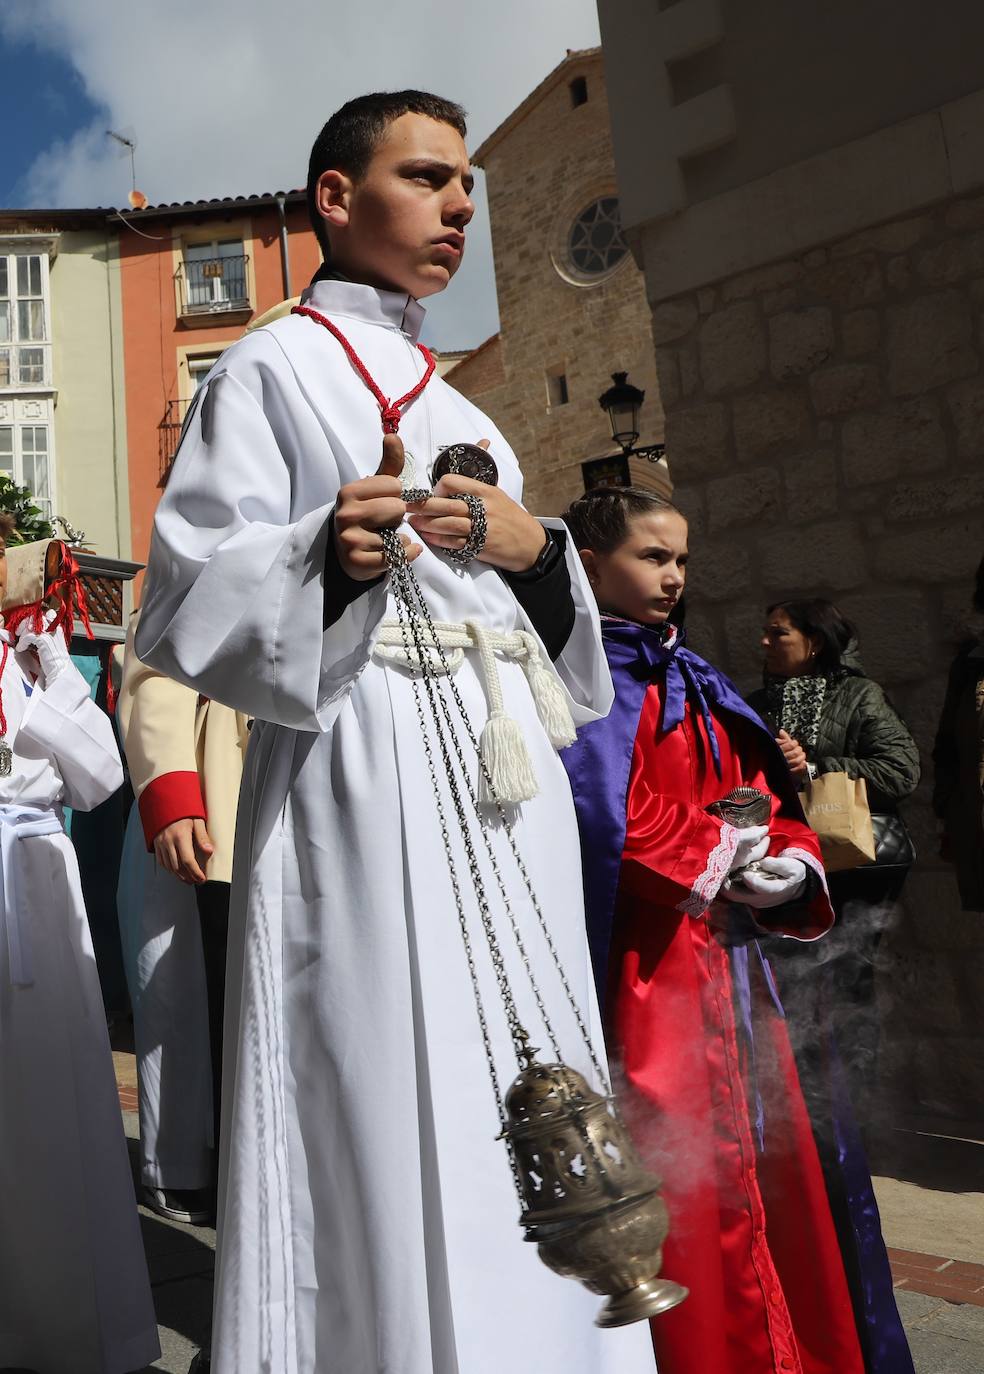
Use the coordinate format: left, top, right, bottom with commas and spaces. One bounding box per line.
138, 772, 206, 849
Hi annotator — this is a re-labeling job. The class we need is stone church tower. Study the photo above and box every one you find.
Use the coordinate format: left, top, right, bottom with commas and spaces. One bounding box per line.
445, 49, 671, 515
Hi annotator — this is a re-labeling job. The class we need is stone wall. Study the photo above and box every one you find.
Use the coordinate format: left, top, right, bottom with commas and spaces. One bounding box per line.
652, 195, 984, 1126
449, 51, 669, 517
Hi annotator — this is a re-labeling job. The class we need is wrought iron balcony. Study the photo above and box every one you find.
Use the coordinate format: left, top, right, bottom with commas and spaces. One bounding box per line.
158, 398, 188, 486
176, 254, 251, 320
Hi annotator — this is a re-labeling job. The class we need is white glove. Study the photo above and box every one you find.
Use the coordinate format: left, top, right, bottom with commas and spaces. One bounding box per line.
728, 824, 770, 873
723, 855, 807, 909
16, 617, 72, 686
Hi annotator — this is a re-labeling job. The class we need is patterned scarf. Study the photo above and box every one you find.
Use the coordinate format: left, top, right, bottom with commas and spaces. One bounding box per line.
764, 672, 829, 752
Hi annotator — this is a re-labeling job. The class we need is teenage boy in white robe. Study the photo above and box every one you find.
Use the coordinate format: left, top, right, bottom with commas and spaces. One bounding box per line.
0, 521, 160, 1374
137, 92, 655, 1374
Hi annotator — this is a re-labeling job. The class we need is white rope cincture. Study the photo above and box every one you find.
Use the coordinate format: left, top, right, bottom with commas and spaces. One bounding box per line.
373, 617, 576, 804
469, 618, 538, 804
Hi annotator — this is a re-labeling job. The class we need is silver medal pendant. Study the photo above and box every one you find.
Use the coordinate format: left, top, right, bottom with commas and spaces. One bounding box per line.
0, 739, 12, 778
431, 442, 498, 487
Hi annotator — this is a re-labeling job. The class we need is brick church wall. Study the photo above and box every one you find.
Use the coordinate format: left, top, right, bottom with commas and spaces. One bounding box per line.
444, 334, 505, 398
447, 54, 668, 518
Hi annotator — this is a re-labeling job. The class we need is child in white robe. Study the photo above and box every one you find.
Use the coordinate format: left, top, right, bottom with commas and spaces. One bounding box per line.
0, 532, 160, 1374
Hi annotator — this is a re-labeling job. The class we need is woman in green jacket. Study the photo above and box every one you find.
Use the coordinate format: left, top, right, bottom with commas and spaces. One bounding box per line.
747, 599, 920, 1109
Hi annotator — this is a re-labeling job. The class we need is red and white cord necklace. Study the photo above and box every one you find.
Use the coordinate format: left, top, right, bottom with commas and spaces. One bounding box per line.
0, 638, 12, 776
292, 304, 436, 434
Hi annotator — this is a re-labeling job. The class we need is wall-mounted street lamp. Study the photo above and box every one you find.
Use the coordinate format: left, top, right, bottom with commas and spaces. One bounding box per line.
582, 372, 666, 490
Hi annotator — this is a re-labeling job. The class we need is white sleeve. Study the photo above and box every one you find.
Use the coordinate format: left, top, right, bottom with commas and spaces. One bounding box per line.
441, 399, 614, 728
512, 517, 614, 726
18, 663, 124, 812
135, 352, 387, 732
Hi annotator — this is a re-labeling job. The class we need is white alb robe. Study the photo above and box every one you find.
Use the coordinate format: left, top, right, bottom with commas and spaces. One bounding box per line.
117, 803, 213, 1188
0, 630, 160, 1374
136, 279, 657, 1374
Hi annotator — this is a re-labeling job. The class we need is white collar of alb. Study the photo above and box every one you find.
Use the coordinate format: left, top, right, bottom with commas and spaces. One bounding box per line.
300, 278, 427, 343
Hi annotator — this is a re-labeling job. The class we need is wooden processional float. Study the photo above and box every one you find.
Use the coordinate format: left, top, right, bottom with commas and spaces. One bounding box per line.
2, 536, 143, 704
2, 538, 93, 642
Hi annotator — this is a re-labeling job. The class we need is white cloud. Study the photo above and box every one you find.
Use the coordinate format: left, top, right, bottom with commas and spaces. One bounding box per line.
2, 0, 601, 347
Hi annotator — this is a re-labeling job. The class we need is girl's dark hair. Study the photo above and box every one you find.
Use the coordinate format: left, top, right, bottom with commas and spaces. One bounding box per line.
307, 91, 468, 258
562, 486, 683, 554
973, 554, 984, 614
767, 598, 856, 673
0, 513, 16, 542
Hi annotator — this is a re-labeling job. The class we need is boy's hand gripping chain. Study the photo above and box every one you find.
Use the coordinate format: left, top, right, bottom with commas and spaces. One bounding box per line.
378, 530, 688, 1328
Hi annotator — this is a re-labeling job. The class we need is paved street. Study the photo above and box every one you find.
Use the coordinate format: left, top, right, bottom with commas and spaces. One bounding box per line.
126, 1110, 215, 1374
113, 1049, 984, 1374
871, 1120, 984, 1372
112, 1048, 215, 1374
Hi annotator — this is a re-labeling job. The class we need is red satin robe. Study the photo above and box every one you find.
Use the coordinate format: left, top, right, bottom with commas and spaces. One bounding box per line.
610, 684, 866, 1374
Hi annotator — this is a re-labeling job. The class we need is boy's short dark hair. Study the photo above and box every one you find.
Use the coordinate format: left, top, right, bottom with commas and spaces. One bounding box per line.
563, 486, 682, 554
307, 91, 468, 258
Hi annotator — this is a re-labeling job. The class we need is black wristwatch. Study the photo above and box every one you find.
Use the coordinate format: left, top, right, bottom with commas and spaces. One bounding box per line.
505, 528, 564, 584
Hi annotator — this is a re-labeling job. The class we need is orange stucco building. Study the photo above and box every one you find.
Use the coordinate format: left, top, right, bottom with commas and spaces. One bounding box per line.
116, 190, 321, 575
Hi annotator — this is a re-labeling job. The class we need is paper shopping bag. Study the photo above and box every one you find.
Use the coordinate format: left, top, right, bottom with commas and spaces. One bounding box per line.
801, 771, 876, 873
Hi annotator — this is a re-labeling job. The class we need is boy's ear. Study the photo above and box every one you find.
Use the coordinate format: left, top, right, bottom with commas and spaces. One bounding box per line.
579, 548, 599, 586
315, 169, 354, 231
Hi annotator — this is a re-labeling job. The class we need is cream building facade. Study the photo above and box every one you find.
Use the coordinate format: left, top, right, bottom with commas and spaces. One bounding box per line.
596, 0, 984, 1128
446, 49, 670, 516
0, 212, 130, 560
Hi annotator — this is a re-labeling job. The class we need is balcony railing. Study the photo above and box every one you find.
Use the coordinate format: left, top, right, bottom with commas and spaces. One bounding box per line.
158, 398, 188, 486
176, 254, 251, 319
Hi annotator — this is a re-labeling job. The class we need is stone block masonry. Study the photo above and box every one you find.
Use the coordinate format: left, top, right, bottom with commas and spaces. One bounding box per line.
649, 192, 984, 1126
446, 52, 669, 516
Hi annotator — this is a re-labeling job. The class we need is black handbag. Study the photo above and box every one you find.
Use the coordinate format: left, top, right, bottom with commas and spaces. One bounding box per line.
870, 812, 916, 868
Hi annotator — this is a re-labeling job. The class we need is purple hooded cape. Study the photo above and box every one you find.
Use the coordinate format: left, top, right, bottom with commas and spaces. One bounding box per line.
561, 617, 914, 1374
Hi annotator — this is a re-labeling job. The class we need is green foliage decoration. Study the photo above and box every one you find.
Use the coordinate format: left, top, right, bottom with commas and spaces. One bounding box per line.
0, 475, 54, 543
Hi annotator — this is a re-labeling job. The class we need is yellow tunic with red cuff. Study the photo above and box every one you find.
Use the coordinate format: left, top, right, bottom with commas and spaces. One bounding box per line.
118, 615, 249, 885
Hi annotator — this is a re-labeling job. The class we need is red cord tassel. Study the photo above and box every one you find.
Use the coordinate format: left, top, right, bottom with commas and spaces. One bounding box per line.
4, 542, 94, 647
102, 642, 117, 715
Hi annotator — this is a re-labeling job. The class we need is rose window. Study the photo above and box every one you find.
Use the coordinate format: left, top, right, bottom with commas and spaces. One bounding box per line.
567, 198, 628, 277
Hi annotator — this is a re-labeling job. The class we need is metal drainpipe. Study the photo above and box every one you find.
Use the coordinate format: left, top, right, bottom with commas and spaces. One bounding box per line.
275, 193, 292, 299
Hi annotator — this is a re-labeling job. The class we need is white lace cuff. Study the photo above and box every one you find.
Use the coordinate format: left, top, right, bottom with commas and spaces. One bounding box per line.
677, 822, 740, 919
751, 845, 832, 942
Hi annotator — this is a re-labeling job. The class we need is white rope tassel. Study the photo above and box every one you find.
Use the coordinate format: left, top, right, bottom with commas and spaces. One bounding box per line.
372, 618, 575, 802
516, 633, 577, 750
468, 620, 540, 804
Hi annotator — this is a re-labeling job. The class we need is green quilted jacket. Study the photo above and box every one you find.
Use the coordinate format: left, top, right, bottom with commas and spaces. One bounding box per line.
747, 648, 921, 812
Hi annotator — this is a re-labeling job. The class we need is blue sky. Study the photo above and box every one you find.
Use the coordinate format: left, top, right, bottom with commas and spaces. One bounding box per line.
1, 39, 101, 206
0, 0, 602, 349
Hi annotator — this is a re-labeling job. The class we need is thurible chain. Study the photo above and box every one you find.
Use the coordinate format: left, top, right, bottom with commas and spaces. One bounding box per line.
383, 534, 561, 1064
380, 530, 613, 1098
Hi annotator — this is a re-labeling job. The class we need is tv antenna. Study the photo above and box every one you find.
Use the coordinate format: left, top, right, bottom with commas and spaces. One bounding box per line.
106, 128, 147, 209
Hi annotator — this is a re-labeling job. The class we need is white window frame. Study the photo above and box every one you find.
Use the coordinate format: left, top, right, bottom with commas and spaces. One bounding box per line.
0, 413, 55, 518
0, 246, 53, 390
187, 353, 221, 394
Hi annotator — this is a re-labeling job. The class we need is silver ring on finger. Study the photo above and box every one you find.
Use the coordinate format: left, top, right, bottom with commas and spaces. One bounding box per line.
447, 493, 488, 566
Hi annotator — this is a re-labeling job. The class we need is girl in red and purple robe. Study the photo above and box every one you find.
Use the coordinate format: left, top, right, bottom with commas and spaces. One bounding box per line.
561, 488, 912, 1374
